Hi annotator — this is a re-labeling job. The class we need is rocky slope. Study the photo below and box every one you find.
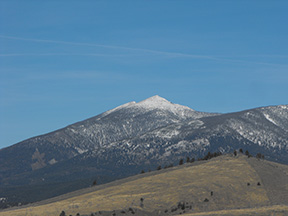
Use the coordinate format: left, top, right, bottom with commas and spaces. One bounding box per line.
102, 104, 288, 166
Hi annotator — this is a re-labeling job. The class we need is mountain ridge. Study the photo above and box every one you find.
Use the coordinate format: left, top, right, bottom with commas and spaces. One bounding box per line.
0, 96, 287, 208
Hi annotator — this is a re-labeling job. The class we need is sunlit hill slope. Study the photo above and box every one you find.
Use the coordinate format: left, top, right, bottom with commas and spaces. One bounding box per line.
1, 153, 288, 216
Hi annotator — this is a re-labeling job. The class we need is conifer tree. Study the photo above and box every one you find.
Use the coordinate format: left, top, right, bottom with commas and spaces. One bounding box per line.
245, 150, 250, 157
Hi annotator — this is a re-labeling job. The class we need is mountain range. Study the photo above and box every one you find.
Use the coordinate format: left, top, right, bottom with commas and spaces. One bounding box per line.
0, 95, 287, 207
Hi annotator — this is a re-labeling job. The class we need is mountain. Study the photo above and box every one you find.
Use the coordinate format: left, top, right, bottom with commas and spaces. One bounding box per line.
0, 96, 287, 208
108, 104, 288, 165
0, 96, 214, 185
1, 154, 288, 216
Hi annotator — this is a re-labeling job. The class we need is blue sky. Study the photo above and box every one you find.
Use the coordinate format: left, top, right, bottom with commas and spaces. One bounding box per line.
0, 1, 288, 149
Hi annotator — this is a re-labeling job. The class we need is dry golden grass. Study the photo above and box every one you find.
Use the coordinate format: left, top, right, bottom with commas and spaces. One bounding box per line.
0, 155, 271, 216
181, 205, 288, 216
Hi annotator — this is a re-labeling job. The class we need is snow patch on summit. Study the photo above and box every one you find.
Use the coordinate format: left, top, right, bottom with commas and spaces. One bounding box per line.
135, 95, 194, 116
98, 101, 136, 119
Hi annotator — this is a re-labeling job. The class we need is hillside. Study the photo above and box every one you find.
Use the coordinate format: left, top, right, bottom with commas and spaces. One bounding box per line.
1, 154, 288, 216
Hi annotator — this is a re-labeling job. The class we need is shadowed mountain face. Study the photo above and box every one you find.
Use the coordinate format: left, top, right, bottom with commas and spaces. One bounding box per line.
0, 96, 287, 207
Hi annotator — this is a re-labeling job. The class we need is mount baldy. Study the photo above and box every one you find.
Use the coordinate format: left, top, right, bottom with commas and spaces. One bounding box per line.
0, 96, 288, 206
0, 96, 215, 184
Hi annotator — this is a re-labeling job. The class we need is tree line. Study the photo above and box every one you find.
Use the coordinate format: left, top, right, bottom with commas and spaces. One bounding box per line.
140, 149, 265, 174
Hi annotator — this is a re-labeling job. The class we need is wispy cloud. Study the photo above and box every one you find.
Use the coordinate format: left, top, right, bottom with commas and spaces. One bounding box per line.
211, 58, 288, 67
0, 35, 288, 67
0, 53, 286, 67
26, 71, 105, 80
0, 53, 127, 57
0, 34, 215, 59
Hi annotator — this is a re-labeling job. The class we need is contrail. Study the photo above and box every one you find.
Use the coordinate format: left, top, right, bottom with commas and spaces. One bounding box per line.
0, 35, 214, 59
0, 53, 127, 57
0, 35, 287, 67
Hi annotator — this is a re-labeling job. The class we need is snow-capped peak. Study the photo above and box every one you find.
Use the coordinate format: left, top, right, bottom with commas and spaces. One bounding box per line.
137, 95, 171, 106
135, 95, 195, 115
93, 95, 203, 121
98, 101, 136, 119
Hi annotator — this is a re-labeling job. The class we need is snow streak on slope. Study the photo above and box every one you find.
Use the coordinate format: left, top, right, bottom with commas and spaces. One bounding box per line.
263, 113, 278, 126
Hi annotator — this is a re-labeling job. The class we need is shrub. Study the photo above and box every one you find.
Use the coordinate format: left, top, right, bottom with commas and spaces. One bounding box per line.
256, 153, 265, 160
167, 163, 173, 168
129, 207, 135, 214
202, 151, 222, 161
59, 211, 66, 216
179, 159, 184, 165
140, 198, 144, 208
203, 152, 212, 160
171, 207, 177, 212
213, 152, 222, 157
177, 202, 185, 210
